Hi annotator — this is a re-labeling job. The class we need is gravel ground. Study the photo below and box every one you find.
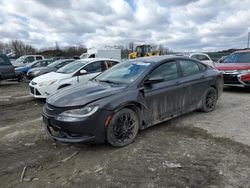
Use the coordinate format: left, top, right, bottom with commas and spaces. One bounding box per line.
0, 80, 250, 188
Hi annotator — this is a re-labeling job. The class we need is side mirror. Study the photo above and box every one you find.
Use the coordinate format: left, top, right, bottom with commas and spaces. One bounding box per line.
80, 69, 87, 75
144, 76, 164, 85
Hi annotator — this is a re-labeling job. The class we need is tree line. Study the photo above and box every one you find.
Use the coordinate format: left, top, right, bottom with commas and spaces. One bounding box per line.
0, 40, 88, 58
0, 40, 172, 59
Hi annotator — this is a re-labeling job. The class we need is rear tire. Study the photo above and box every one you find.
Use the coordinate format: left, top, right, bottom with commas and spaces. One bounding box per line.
106, 108, 139, 147
201, 87, 218, 112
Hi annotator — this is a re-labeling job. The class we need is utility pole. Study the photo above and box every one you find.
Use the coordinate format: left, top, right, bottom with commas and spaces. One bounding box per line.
248, 32, 250, 49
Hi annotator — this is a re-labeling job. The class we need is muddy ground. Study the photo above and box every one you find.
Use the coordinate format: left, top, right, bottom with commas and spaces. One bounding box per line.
0, 80, 250, 188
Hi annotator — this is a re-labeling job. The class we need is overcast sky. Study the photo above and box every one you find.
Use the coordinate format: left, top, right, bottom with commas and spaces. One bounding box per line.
0, 0, 250, 51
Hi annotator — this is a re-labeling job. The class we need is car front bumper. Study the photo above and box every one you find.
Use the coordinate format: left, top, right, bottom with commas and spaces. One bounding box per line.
223, 73, 250, 88
42, 104, 112, 143
29, 81, 57, 98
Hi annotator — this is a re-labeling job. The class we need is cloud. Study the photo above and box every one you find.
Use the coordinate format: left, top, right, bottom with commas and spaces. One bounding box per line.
0, 0, 250, 51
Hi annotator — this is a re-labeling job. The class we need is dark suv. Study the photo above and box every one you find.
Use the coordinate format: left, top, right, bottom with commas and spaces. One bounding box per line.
0, 54, 16, 84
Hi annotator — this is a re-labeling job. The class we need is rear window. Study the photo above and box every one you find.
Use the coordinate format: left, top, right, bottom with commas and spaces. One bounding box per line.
225, 52, 250, 63
0, 55, 11, 65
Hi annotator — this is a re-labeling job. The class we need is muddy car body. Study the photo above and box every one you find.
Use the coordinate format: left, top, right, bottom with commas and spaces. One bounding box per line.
43, 56, 223, 147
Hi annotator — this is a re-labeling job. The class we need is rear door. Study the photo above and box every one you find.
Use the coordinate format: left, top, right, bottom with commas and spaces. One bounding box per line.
0, 55, 15, 79
178, 59, 212, 113
142, 61, 184, 126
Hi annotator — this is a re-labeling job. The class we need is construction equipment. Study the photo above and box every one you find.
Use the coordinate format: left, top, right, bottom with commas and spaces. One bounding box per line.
128, 44, 161, 59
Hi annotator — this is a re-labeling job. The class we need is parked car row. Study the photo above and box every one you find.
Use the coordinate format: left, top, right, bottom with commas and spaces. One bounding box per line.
15, 59, 54, 81
29, 58, 120, 98
2, 50, 250, 147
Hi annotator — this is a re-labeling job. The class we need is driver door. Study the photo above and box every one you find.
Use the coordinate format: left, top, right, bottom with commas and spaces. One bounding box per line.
142, 61, 184, 127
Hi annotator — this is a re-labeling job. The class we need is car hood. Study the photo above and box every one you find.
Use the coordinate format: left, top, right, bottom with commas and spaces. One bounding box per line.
32, 72, 71, 83
12, 62, 24, 67
29, 67, 54, 73
47, 81, 126, 107
215, 63, 250, 70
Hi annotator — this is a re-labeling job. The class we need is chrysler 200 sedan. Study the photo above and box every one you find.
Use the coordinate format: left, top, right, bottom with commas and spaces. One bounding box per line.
42, 56, 223, 147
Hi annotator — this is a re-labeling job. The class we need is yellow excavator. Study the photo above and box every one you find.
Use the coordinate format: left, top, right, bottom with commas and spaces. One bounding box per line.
128, 44, 161, 59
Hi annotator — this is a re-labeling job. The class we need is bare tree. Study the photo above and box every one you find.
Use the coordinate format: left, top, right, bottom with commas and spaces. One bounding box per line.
10, 40, 36, 57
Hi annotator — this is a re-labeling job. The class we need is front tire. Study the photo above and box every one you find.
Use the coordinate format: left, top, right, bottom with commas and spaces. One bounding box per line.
106, 108, 139, 147
201, 87, 218, 112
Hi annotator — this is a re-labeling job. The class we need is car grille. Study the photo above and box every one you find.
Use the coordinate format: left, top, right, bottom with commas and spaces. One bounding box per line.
30, 86, 35, 94
29, 86, 41, 95
223, 74, 241, 85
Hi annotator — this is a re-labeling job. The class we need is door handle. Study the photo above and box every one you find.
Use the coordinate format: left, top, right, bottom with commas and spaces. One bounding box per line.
175, 81, 181, 85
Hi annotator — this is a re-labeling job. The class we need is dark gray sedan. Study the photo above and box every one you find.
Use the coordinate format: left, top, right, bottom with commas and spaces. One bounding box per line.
43, 56, 223, 147
27, 59, 74, 79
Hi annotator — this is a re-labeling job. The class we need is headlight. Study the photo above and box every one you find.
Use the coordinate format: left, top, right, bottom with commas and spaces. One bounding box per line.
55, 105, 99, 121
238, 69, 250, 74
38, 80, 57, 87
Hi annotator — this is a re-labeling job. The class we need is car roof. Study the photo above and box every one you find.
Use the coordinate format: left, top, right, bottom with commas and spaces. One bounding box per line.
233, 50, 250, 53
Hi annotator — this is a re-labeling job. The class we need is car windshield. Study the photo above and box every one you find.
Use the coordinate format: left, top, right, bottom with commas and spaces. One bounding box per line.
48, 60, 66, 68
95, 61, 151, 85
224, 52, 250, 63
56, 61, 86, 74
15, 56, 25, 63
80, 53, 89, 58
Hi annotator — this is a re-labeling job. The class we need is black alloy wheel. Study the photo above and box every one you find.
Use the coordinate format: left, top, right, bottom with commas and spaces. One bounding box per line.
201, 87, 218, 112
106, 108, 139, 147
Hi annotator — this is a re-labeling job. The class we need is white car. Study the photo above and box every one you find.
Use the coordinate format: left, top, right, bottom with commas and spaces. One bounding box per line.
29, 58, 120, 98
189, 53, 214, 67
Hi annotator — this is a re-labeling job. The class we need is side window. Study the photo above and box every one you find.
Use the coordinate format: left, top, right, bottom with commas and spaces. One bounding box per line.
26, 56, 35, 63
198, 55, 209, 61
41, 61, 48, 66
179, 60, 200, 76
0, 57, 6, 64
197, 62, 207, 72
148, 61, 178, 82
84, 61, 102, 73
191, 55, 198, 60
89, 54, 95, 58
32, 62, 40, 68
108, 61, 119, 68
36, 56, 43, 60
